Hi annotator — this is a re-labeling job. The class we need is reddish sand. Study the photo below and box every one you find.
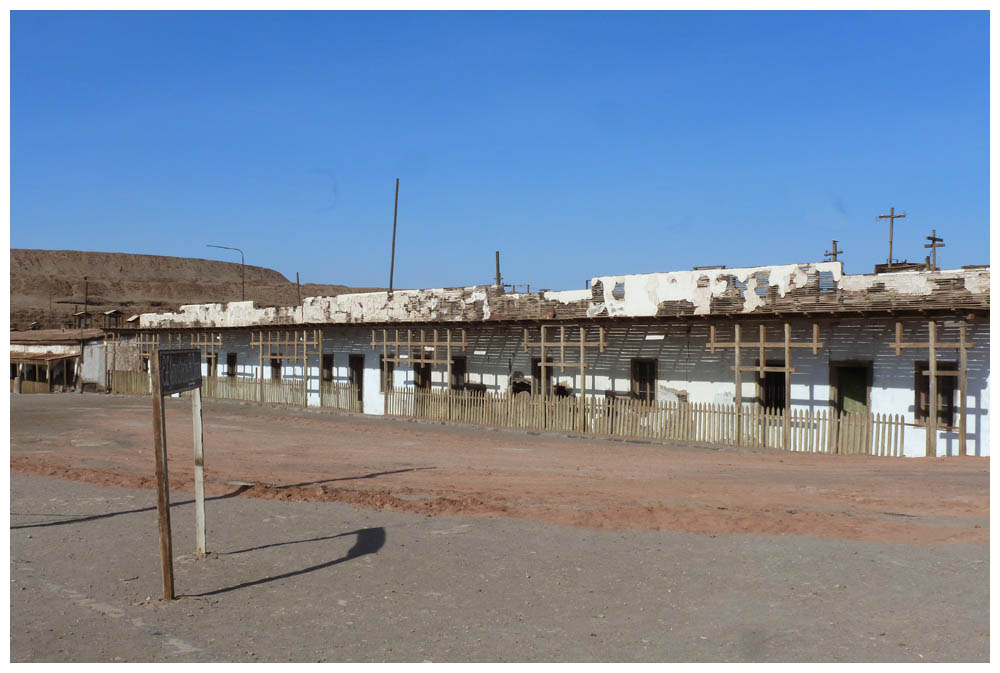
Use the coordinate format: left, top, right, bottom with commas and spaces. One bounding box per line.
10, 395, 989, 545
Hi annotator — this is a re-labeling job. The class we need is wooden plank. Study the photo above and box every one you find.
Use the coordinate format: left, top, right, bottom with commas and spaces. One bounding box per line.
192, 387, 206, 555
927, 320, 937, 457
150, 351, 175, 600
959, 322, 967, 456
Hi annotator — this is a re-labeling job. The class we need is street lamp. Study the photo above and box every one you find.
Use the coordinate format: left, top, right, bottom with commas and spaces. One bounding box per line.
207, 244, 245, 302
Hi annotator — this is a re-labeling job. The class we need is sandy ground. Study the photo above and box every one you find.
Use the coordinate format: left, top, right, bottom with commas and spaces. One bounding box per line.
9, 394, 990, 662
10, 394, 989, 545
10, 474, 990, 662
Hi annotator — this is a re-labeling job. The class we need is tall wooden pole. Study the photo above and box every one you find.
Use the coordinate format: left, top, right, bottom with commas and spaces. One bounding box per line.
192, 386, 206, 555
783, 322, 792, 451
927, 320, 937, 457
579, 326, 587, 433
495, 251, 502, 289
956, 322, 968, 456
389, 178, 399, 293
734, 323, 742, 446
150, 351, 175, 600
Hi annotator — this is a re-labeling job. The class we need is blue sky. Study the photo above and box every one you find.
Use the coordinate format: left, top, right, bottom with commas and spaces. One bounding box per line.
11, 11, 989, 291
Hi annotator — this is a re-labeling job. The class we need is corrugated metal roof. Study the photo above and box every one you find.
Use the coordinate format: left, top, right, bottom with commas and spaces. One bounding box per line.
9, 328, 105, 344
10, 351, 79, 362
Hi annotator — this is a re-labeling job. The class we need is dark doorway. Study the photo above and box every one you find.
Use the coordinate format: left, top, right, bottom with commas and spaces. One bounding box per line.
758, 362, 785, 412
414, 361, 432, 390
451, 356, 467, 390
321, 354, 334, 382
349, 355, 364, 402
270, 357, 282, 381
205, 353, 218, 377
832, 364, 871, 415
531, 357, 553, 395
226, 352, 238, 378
631, 359, 657, 402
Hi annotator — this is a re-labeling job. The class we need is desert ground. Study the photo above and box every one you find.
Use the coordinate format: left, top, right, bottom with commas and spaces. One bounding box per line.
10, 393, 990, 662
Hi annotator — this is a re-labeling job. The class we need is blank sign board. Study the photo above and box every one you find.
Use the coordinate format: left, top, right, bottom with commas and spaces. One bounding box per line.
158, 349, 203, 395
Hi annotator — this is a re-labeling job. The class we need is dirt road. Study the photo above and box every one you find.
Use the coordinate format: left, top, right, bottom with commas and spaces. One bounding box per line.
10, 474, 989, 662
10, 394, 989, 544
9, 394, 990, 662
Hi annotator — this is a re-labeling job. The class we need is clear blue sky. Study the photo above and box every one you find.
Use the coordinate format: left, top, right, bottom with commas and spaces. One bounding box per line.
11, 10, 989, 291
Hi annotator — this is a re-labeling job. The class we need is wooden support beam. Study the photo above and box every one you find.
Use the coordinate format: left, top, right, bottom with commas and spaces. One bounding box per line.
890, 319, 974, 457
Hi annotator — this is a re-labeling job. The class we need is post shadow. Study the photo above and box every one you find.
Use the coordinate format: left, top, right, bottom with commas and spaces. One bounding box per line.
10, 484, 251, 530
184, 526, 386, 598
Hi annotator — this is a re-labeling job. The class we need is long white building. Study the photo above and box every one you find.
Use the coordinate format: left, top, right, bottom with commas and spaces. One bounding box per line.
101, 261, 989, 457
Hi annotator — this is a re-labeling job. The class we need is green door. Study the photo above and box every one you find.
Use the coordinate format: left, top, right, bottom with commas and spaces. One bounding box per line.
836, 366, 869, 415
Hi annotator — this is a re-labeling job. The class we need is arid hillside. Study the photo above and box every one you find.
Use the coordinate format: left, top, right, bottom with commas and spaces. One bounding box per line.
10, 249, 381, 329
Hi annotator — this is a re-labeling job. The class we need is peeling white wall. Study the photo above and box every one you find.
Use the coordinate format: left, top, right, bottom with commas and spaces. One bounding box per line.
136, 264, 987, 330
594, 262, 831, 316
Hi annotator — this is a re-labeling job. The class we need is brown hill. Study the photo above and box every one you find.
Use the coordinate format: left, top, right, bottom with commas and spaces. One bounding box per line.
10, 249, 381, 330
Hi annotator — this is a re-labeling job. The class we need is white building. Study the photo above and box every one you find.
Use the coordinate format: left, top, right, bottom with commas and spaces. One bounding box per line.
108, 261, 989, 457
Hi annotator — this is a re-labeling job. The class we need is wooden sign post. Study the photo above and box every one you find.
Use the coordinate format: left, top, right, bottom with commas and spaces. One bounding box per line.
150, 349, 204, 600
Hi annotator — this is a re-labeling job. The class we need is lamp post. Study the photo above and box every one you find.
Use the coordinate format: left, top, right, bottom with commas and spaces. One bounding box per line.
207, 245, 245, 302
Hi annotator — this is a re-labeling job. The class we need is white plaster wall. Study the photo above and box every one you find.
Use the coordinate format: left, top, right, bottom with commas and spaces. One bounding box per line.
165, 317, 990, 457
81, 343, 105, 386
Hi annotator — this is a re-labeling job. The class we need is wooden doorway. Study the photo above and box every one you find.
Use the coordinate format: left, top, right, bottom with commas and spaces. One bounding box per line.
830, 362, 872, 415
349, 354, 364, 403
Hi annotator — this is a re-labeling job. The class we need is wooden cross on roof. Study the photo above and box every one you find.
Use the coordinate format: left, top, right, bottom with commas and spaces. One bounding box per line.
924, 229, 944, 271
877, 207, 906, 268
824, 240, 843, 262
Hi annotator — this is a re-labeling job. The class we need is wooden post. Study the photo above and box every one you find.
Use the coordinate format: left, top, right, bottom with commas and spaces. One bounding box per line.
959, 322, 968, 457
927, 320, 937, 457
446, 329, 452, 421
192, 386, 206, 555
540, 326, 547, 399
734, 323, 742, 446
382, 329, 389, 415
783, 322, 792, 451
258, 330, 264, 404
150, 351, 175, 600
579, 326, 587, 433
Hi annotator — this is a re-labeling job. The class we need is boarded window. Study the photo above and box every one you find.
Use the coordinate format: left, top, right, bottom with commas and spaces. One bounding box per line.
915, 361, 956, 428
631, 359, 657, 402
321, 354, 334, 382
226, 352, 237, 377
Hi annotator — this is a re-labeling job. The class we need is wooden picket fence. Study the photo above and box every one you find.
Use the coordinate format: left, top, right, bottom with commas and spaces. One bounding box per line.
258, 379, 307, 406
320, 381, 362, 412
14, 380, 52, 394
111, 370, 151, 395
112, 371, 305, 406
386, 389, 905, 456
201, 376, 262, 402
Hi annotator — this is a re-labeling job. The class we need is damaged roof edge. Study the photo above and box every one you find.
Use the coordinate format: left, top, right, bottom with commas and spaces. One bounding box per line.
136, 262, 989, 330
